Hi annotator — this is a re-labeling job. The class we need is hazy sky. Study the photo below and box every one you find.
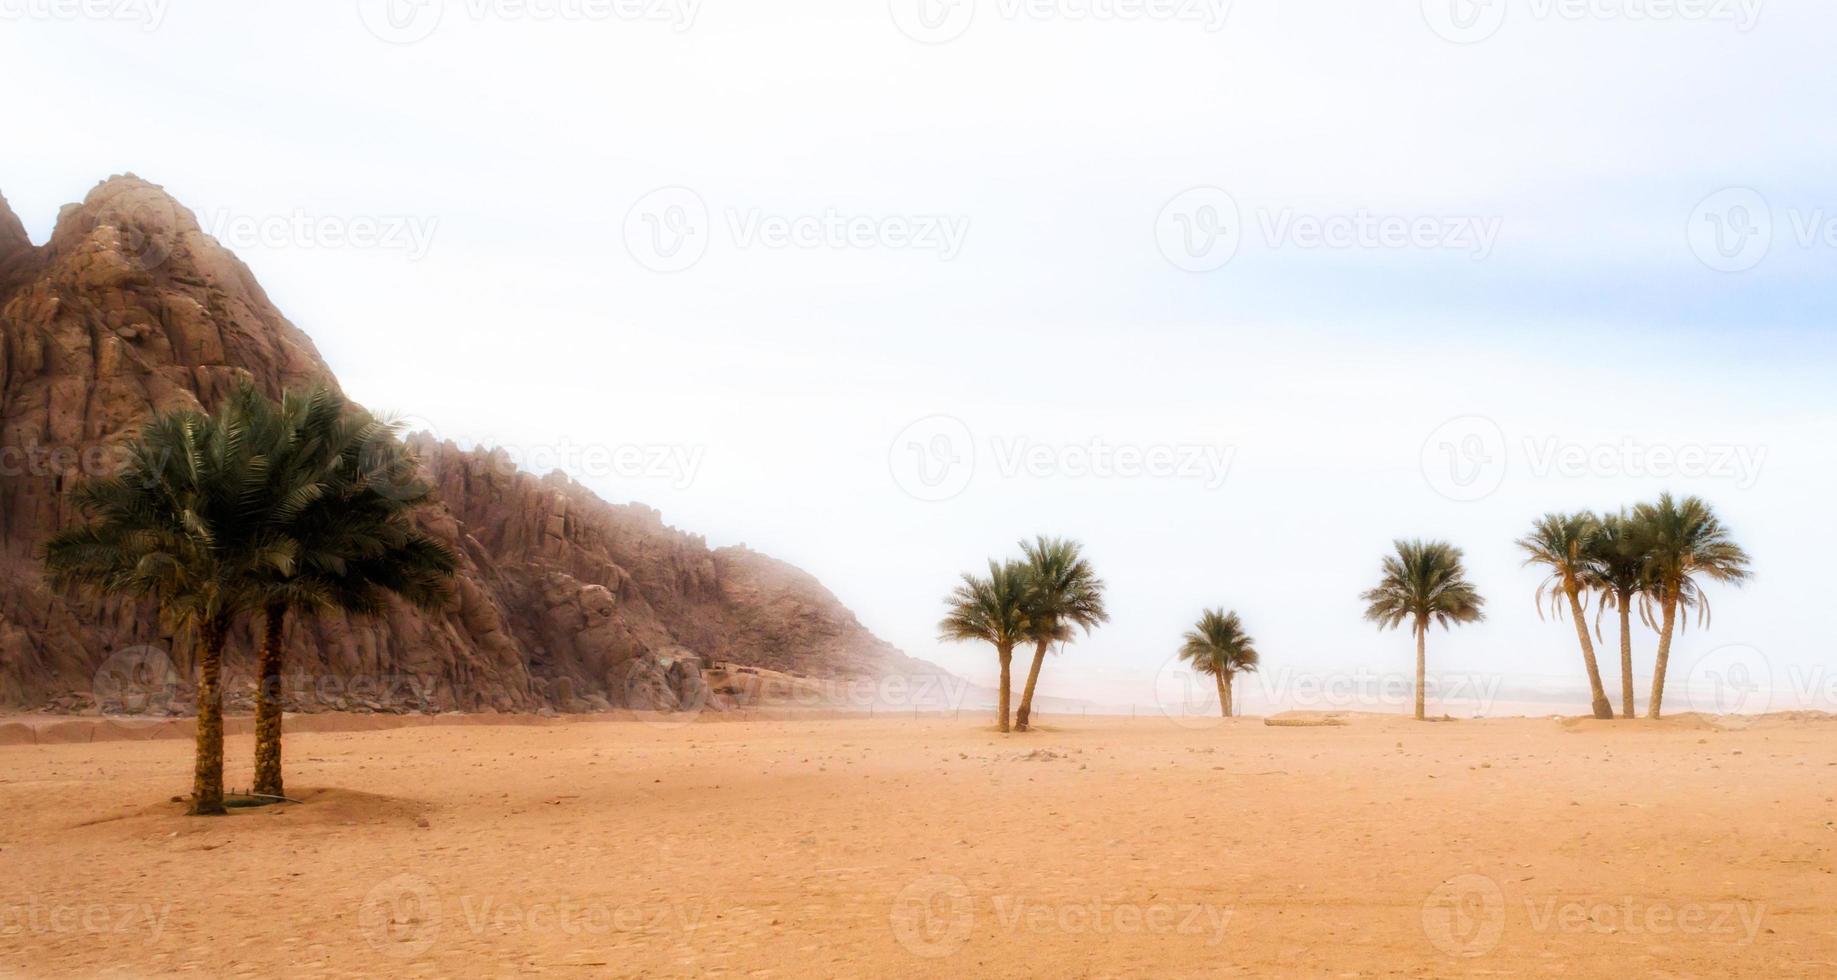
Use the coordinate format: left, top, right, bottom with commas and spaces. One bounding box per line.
5, 0, 1834, 715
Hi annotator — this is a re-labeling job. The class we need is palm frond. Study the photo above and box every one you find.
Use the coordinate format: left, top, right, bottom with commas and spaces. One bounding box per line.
1362, 539, 1486, 634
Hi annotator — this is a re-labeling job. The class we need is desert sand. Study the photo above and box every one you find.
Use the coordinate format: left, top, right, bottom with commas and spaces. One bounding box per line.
3, 712, 1834, 978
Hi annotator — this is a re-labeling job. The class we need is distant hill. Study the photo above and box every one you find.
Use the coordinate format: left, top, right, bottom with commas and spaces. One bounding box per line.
0, 176, 953, 712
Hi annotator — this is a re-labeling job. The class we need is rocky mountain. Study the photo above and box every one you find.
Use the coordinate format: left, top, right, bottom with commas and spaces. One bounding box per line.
0, 176, 947, 713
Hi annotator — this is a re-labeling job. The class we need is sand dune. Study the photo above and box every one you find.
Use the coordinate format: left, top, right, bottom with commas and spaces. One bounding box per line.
3, 713, 1834, 977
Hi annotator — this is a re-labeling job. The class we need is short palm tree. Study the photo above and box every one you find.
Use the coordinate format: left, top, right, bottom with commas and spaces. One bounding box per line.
1013, 536, 1108, 732
1361, 539, 1486, 721
1632, 494, 1751, 719
1587, 509, 1648, 719
234, 386, 457, 799
939, 560, 1032, 732
1177, 609, 1261, 718
44, 410, 285, 815
1516, 511, 1614, 720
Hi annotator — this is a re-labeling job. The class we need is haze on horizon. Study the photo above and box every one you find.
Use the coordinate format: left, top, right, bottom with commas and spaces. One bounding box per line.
4, 0, 1833, 715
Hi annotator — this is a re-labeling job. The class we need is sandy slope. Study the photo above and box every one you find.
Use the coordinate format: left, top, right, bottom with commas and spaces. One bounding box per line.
2, 713, 1833, 978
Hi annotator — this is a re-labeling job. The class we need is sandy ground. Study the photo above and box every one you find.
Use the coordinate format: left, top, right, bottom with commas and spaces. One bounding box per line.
2, 712, 1834, 978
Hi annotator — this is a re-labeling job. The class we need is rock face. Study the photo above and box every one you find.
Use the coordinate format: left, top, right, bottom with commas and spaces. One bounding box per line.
0, 176, 946, 712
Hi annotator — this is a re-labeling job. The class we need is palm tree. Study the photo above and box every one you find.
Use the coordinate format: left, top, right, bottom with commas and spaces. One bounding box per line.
1632, 494, 1752, 719
1587, 509, 1647, 719
44, 410, 284, 815
939, 560, 1031, 732
1361, 539, 1486, 721
1177, 609, 1261, 718
233, 386, 457, 799
1516, 512, 1614, 720
1012, 536, 1108, 732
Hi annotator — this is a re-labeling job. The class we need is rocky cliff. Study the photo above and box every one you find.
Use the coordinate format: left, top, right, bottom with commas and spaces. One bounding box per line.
0, 176, 944, 713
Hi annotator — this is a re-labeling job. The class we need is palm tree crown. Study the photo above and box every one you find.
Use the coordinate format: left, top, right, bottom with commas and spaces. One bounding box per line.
1587, 509, 1648, 619
1361, 539, 1487, 632
1632, 493, 1752, 628
44, 409, 285, 632
238, 385, 456, 619
938, 559, 1032, 650
1017, 536, 1109, 646
1178, 609, 1261, 680
1516, 511, 1601, 620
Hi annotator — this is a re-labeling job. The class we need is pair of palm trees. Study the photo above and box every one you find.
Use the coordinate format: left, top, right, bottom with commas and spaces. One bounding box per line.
1516, 494, 1750, 720
938, 537, 1108, 732
1176, 609, 1261, 718
44, 386, 456, 815
1363, 494, 1750, 722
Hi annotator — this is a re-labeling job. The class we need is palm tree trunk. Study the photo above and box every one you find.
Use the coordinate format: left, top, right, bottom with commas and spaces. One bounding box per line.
1647, 597, 1678, 720
190, 616, 228, 816
1413, 620, 1427, 722
997, 642, 1013, 733
1617, 596, 1635, 719
1215, 671, 1232, 718
253, 604, 287, 798
1013, 639, 1049, 732
1565, 586, 1614, 720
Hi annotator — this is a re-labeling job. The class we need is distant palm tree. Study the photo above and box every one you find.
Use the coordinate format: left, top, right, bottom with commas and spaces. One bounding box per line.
1013, 536, 1108, 732
1632, 494, 1752, 719
939, 560, 1032, 732
44, 410, 281, 815
1587, 509, 1648, 719
234, 386, 457, 799
1361, 540, 1486, 721
1177, 609, 1261, 718
1517, 512, 1615, 720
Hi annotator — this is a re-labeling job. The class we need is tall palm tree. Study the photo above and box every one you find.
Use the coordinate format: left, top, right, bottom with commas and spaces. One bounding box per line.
1516, 511, 1614, 720
232, 386, 457, 799
1632, 494, 1752, 719
44, 410, 285, 815
1361, 539, 1486, 721
1012, 536, 1108, 732
1177, 609, 1261, 718
939, 560, 1031, 732
1587, 509, 1647, 719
